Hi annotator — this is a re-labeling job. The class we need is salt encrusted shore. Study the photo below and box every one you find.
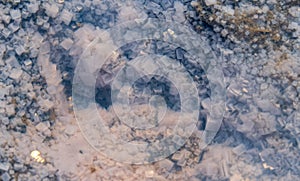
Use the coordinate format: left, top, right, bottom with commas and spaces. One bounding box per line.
0, 0, 299, 180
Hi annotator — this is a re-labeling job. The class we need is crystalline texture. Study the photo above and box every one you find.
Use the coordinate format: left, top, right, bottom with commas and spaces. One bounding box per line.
60, 9, 73, 25
10, 9, 21, 20
45, 4, 59, 18
60, 38, 73, 50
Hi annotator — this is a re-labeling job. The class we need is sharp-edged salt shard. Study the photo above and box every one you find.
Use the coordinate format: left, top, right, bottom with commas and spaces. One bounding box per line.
60, 38, 73, 50
60, 9, 73, 25
10, 9, 21, 20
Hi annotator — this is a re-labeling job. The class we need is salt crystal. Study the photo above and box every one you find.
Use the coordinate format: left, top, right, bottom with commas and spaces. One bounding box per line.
0, 162, 10, 171
45, 4, 59, 18
27, 3, 39, 13
255, 99, 280, 115
9, 68, 23, 80
2, 28, 11, 38
60, 38, 73, 50
1, 172, 10, 181
39, 42, 50, 54
2, 117, 9, 125
191, 1, 199, 7
0, 85, 9, 98
64, 125, 77, 136
10, 9, 21, 20
39, 98, 54, 110
223, 6, 235, 16
8, 23, 19, 33
6, 105, 15, 116
288, 7, 300, 18
205, 0, 217, 6
60, 9, 73, 25
232, 144, 246, 155
15, 45, 25, 55
2, 15, 11, 24
24, 59, 32, 66
35, 122, 50, 132
158, 159, 174, 171
0, 44, 6, 55
43, 22, 50, 29
13, 163, 23, 171
145, 170, 154, 178
32, 32, 44, 46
